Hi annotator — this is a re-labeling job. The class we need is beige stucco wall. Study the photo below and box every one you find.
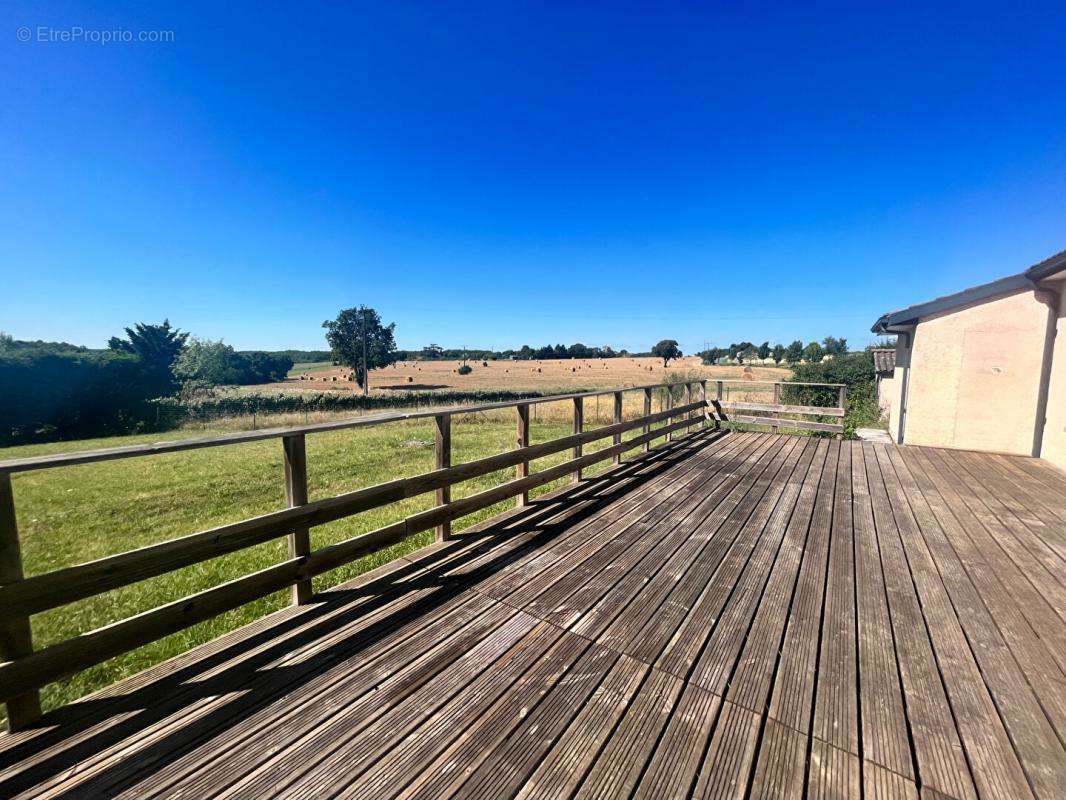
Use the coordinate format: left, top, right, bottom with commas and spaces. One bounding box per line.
876, 374, 894, 413
904, 289, 1049, 455
1040, 285, 1066, 470
886, 335, 912, 444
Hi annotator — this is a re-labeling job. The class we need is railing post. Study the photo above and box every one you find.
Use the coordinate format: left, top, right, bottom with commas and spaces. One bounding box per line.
715, 380, 724, 430
685, 383, 693, 421
0, 472, 41, 731
572, 397, 584, 482
643, 387, 652, 453
771, 383, 781, 434
837, 386, 848, 441
700, 380, 708, 428
612, 391, 623, 464
282, 434, 313, 605
435, 413, 452, 540
516, 403, 530, 507
665, 385, 674, 442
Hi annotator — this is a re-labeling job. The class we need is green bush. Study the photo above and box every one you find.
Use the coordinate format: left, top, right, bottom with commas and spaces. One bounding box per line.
457, 364, 473, 375
156, 388, 575, 423
786, 351, 879, 438
176, 339, 293, 390
0, 348, 162, 443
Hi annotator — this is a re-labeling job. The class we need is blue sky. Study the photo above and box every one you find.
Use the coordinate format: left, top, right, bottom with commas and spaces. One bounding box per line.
2, 1, 1065, 355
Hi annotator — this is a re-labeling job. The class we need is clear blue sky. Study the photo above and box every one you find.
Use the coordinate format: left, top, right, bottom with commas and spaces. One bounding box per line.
2, 1, 1064, 355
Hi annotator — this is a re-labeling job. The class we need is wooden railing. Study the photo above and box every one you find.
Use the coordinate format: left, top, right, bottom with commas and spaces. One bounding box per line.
0, 380, 710, 729
708, 379, 846, 434
0, 377, 843, 729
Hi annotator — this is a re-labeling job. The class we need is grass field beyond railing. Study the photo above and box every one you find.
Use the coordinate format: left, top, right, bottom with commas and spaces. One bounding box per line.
0, 378, 839, 729
0, 387, 691, 722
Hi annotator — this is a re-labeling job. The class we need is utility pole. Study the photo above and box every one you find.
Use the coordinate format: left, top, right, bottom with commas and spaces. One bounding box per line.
361, 307, 369, 397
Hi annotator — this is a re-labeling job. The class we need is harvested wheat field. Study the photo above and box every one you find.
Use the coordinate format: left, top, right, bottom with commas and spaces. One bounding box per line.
274, 356, 792, 394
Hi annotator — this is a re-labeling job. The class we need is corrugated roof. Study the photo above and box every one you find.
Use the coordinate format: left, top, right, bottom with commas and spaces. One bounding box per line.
871, 248, 1066, 334
872, 349, 895, 373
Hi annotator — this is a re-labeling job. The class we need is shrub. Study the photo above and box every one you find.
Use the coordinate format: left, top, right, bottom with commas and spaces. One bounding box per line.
175, 339, 293, 392
0, 348, 161, 443
786, 351, 878, 438
457, 364, 473, 375
154, 388, 580, 425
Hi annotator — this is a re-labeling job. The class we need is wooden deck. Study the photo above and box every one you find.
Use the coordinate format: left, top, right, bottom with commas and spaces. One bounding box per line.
2, 430, 1065, 799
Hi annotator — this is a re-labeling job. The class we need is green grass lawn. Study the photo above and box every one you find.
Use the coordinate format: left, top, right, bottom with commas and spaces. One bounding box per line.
1, 403, 671, 717
287, 360, 334, 376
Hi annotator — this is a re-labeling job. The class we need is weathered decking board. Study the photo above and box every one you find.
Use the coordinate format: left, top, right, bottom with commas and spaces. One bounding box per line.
2, 432, 1065, 799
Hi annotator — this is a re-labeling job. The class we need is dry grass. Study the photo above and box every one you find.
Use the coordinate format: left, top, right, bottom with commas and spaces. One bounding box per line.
273, 355, 791, 394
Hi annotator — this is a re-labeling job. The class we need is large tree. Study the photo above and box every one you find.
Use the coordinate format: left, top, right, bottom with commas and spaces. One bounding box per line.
174, 338, 242, 390
322, 306, 397, 390
803, 341, 824, 363
822, 336, 848, 356
772, 344, 785, 363
652, 339, 682, 367
108, 319, 188, 395
785, 340, 803, 363
700, 347, 725, 365
728, 341, 754, 361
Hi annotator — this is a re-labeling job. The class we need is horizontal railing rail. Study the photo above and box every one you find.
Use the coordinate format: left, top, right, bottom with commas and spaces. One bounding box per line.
0, 379, 712, 728
707, 379, 846, 435
0, 377, 844, 729
0, 382, 698, 475
0, 401, 701, 619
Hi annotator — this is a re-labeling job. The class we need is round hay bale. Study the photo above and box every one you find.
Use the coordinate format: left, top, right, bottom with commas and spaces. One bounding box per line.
407, 376, 413, 383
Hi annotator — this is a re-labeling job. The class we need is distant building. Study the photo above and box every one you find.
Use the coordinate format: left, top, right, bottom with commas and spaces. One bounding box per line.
871, 349, 896, 416
871, 249, 1066, 469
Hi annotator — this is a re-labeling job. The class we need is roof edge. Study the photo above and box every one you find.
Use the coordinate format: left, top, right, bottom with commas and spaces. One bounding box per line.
871, 247, 1066, 334
870, 273, 1032, 334
1024, 248, 1066, 282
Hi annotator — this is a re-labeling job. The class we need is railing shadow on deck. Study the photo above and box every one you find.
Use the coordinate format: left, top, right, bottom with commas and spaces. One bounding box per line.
0, 430, 724, 797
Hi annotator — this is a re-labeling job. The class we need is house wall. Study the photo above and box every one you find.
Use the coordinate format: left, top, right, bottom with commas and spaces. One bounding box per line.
877, 372, 896, 417
903, 289, 1049, 455
887, 334, 912, 443
1040, 284, 1066, 470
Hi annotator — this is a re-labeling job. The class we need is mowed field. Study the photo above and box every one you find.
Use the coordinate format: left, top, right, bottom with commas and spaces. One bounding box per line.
1, 355, 793, 720
276, 355, 792, 393
0, 390, 705, 718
